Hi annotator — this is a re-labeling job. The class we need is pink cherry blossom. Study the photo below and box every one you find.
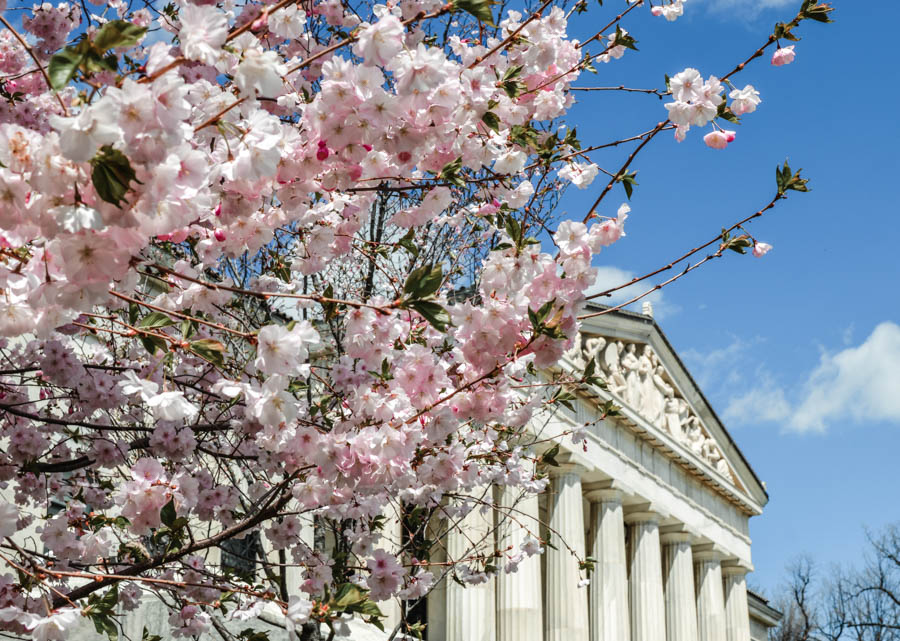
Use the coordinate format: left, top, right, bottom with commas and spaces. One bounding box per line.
772, 46, 796, 66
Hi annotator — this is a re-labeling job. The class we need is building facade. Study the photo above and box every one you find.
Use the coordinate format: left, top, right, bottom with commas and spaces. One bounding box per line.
422, 305, 780, 641
49, 305, 780, 640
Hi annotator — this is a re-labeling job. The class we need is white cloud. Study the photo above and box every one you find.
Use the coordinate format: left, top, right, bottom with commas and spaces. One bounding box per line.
724, 371, 791, 425
790, 322, 900, 432
586, 266, 678, 319
690, 322, 900, 433
698, 0, 796, 19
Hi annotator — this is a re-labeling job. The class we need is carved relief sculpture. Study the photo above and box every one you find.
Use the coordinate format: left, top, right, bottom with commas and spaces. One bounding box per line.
568, 332, 734, 480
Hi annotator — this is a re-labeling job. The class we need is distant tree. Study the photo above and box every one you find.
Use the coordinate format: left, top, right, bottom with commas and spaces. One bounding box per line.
771, 526, 900, 641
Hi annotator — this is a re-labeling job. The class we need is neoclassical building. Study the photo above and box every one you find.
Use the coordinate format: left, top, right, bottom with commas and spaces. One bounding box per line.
423, 304, 781, 641
34, 303, 780, 641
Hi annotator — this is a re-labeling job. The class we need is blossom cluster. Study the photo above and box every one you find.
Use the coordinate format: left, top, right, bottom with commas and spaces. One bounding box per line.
0, 0, 825, 635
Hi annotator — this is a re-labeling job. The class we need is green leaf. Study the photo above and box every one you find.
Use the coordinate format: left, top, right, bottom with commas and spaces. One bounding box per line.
48, 47, 84, 90
160, 498, 177, 528
481, 111, 501, 132
437, 156, 465, 187
90, 146, 140, 207
93, 20, 147, 51
189, 339, 227, 368
775, 159, 810, 195
613, 26, 638, 51
397, 228, 419, 258
617, 171, 638, 200
409, 300, 451, 332
137, 311, 176, 329
332, 583, 368, 609
321, 283, 339, 321
540, 443, 561, 467
139, 334, 168, 356
142, 627, 163, 641
452, 0, 496, 25
403, 264, 443, 299
716, 101, 740, 125
800, 0, 834, 23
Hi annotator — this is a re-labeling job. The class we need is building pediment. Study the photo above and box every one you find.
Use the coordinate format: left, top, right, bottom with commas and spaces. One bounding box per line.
559, 306, 767, 513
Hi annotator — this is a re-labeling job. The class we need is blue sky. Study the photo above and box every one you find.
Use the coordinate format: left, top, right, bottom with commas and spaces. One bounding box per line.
556, 1, 899, 596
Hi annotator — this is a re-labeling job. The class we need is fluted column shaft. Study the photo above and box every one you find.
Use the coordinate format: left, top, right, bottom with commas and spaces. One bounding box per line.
626, 512, 667, 641
723, 567, 751, 641
497, 477, 543, 641
662, 534, 698, 641
695, 552, 726, 641
446, 489, 496, 641
587, 490, 629, 641
378, 505, 404, 632
545, 467, 589, 641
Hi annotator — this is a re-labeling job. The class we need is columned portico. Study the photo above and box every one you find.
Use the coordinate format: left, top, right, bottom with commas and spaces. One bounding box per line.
695, 549, 727, 641
586, 488, 630, 641
625, 510, 667, 641
723, 566, 752, 641
662, 532, 699, 641
544, 465, 589, 641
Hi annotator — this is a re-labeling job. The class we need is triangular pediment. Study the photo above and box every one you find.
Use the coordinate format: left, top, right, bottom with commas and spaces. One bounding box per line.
560, 306, 767, 510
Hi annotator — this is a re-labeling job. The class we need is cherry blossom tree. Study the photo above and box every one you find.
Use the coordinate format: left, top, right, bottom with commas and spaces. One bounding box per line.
0, 0, 832, 639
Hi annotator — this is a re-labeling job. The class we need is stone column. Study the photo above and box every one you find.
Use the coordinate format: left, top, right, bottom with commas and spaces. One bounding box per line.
496, 478, 543, 641
722, 566, 751, 641
378, 504, 404, 633
694, 549, 727, 641
626, 511, 667, 641
662, 533, 698, 641
586, 489, 629, 641
446, 488, 496, 641
545, 465, 590, 641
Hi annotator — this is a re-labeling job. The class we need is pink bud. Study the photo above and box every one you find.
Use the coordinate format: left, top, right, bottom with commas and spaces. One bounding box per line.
771, 46, 795, 66
651, 6, 663, 16
348, 164, 363, 181
703, 130, 730, 150
723, 129, 736, 143
214, 229, 226, 242
397, 151, 412, 164
752, 242, 772, 258
362, 144, 373, 151
214, 204, 222, 217
316, 146, 329, 161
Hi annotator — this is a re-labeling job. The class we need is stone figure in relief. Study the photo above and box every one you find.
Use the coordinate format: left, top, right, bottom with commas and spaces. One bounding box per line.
565, 331, 586, 369
584, 336, 606, 368
664, 397, 684, 439
620, 343, 641, 408
604, 341, 627, 398
651, 363, 675, 429
685, 420, 705, 457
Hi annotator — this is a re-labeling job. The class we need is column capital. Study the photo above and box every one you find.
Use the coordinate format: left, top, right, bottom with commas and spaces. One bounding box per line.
583, 480, 627, 503
549, 461, 590, 478
624, 510, 661, 525
692, 543, 726, 562
721, 562, 753, 577
660, 531, 694, 545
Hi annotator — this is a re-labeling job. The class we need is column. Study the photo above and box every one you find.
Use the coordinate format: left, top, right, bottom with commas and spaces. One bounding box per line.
377, 504, 404, 633
662, 533, 698, 641
586, 489, 629, 641
626, 511, 667, 641
544, 465, 589, 641
426, 516, 447, 641
496, 477, 543, 641
694, 549, 727, 641
446, 488, 496, 641
722, 566, 751, 641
